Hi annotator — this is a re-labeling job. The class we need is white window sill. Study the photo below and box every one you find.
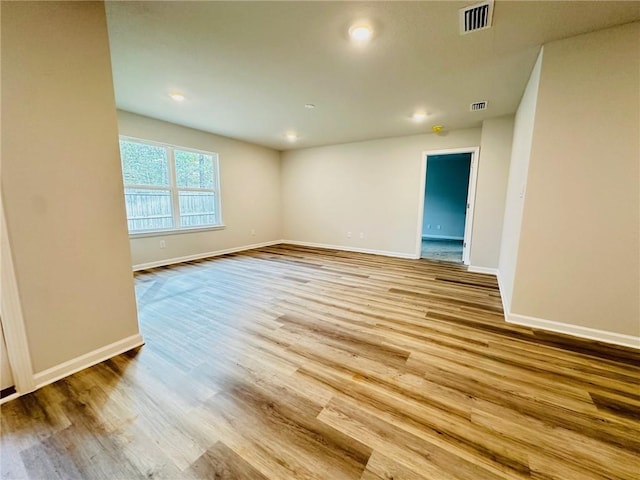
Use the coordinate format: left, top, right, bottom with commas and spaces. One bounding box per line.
129, 225, 226, 239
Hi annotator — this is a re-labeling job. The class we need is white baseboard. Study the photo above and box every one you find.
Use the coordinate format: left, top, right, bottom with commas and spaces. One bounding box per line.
467, 265, 498, 275
422, 235, 464, 241
33, 333, 145, 389
0, 392, 20, 406
506, 314, 640, 350
495, 269, 638, 349
282, 240, 416, 259
132, 240, 283, 271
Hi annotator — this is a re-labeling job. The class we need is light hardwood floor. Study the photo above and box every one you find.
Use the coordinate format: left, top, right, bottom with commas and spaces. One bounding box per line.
1, 244, 639, 479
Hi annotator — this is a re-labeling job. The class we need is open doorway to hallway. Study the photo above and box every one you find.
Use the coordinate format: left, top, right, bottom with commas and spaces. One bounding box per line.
417, 148, 478, 264
421, 237, 465, 262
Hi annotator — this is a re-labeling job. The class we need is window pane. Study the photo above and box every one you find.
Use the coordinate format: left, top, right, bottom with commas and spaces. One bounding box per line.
179, 191, 216, 227
124, 188, 173, 232
120, 140, 169, 186
174, 149, 215, 189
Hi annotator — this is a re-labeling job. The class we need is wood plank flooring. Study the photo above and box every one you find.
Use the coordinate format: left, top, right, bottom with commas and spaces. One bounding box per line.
1, 244, 639, 479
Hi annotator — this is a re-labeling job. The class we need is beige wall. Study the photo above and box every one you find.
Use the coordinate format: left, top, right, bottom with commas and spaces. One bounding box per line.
281, 129, 482, 256
0, 326, 13, 390
117, 111, 282, 268
470, 115, 514, 269
1, 2, 140, 372
510, 23, 640, 336
499, 51, 543, 310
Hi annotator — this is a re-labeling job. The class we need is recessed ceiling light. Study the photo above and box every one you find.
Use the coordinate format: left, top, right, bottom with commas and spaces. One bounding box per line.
349, 24, 373, 42
285, 132, 298, 142
412, 111, 427, 122
169, 93, 185, 102
305, 104, 316, 109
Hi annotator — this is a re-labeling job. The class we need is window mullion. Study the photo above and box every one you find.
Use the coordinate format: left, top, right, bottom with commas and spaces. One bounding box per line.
175, 187, 217, 193
124, 184, 171, 191
167, 146, 180, 229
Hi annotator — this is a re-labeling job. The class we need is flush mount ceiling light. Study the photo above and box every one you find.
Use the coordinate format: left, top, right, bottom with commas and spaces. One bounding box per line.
412, 111, 427, 122
169, 93, 185, 102
305, 104, 316, 109
285, 132, 298, 142
432, 125, 444, 133
348, 24, 373, 42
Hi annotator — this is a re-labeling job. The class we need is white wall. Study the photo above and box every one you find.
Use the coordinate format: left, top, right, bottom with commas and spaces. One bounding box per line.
510, 23, 640, 338
498, 51, 543, 310
117, 111, 282, 268
470, 115, 515, 269
281, 129, 481, 257
2, 2, 140, 373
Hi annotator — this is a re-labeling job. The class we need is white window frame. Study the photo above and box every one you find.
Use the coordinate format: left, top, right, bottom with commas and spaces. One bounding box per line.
119, 136, 224, 237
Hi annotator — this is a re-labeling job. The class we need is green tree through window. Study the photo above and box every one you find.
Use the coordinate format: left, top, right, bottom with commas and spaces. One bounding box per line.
119, 138, 221, 233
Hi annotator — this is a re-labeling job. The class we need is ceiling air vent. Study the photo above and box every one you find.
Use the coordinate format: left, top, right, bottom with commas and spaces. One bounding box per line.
459, 1, 494, 35
470, 101, 488, 111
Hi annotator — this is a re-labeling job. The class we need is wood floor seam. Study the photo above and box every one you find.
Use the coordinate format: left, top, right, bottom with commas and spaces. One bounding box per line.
2, 244, 638, 480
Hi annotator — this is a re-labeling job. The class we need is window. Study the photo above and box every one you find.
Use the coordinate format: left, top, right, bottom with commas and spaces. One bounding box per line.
119, 137, 222, 235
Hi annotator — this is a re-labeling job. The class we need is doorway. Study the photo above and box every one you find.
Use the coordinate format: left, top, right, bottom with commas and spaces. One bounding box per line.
416, 147, 479, 264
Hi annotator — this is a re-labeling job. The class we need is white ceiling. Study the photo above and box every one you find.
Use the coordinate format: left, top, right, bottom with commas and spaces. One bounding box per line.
105, 1, 640, 150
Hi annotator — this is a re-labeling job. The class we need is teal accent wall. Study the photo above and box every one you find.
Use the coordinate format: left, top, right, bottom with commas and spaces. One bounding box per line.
422, 153, 471, 239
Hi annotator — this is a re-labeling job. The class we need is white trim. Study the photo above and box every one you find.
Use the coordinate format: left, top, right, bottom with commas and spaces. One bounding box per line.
33, 334, 145, 389
132, 239, 283, 271
495, 269, 638, 349
0, 392, 20, 405
462, 148, 480, 265
415, 156, 428, 258
419, 147, 480, 157
496, 269, 510, 322
130, 224, 226, 239
282, 240, 416, 259
422, 234, 464, 241
416, 147, 480, 265
467, 265, 498, 275
506, 314, 640, 350
0, 197, 35, 395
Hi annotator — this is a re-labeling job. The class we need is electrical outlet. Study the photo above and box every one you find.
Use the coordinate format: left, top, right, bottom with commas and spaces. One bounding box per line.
250, 229, 256, 236
359, 232, 364, 239
436, 225, 441, 230
159, 240, 166, 249
427, 224, 431, 229
347, 231, 352, 238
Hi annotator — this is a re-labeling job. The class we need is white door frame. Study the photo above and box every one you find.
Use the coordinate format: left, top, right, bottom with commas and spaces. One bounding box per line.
415, 146, 480, 264
0, 194, 35, 402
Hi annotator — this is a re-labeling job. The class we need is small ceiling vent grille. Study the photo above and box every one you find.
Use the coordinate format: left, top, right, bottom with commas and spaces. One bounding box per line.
470, 101, 488, 111
459, 1, 494, 34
